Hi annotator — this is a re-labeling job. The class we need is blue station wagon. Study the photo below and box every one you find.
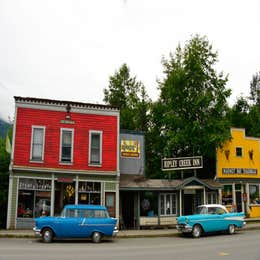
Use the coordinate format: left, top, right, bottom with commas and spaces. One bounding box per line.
33, 204, 118, 243
176, 204, 246, 238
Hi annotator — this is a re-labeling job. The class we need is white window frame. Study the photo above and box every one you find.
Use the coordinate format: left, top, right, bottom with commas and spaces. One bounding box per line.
88, 130, 102, 166
30, 126, 45, 162
60, 128, 74, 164
160, 193, 177, 216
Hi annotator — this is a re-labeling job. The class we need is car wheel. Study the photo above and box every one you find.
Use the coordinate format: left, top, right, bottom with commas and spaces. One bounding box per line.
42, 228, 53, 243
192, 224, 202, 238
92, 232, 102, 243
228, 224, 235, 235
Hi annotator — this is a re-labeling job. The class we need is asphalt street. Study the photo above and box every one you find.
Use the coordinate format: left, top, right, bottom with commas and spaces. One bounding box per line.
0, 229, 259, 260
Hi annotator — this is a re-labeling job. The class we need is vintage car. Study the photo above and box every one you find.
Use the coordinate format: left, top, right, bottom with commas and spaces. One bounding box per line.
176, 204, 246, 238
33, 204, 118, 243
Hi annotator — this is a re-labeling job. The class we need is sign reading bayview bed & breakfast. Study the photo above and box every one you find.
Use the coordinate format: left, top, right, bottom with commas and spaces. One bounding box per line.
162, 156, 203, 171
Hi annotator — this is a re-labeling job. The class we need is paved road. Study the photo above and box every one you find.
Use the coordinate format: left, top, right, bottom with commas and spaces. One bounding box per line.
0, 230, 259, 260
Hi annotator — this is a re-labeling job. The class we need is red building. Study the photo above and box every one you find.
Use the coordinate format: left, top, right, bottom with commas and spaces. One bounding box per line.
7, 97, 120, 229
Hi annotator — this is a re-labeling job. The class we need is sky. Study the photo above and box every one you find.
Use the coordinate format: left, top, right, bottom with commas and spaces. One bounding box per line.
0, 0, 260, 121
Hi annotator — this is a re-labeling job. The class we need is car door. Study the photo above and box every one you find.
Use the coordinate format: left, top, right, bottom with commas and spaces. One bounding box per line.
204, 207, 223, 232
57, 208, 84, 238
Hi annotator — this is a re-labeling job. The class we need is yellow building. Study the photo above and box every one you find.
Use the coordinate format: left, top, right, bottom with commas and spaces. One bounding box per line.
216, 128, 260, 217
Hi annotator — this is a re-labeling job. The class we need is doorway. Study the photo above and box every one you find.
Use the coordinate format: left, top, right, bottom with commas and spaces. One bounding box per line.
183, 194, 193, 215
120, 191, 135, 229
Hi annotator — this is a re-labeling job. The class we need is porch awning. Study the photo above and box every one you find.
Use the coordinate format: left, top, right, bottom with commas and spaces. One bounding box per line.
119, 175, 223, 191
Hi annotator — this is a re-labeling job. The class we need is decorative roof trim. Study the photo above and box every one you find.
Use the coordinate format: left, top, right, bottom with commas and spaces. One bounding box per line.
14, 96, 119, 112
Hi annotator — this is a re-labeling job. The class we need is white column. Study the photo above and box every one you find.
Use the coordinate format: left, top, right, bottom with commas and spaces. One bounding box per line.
6, 172, 13, 229
218, 189, 222, 204
75, 175, 79, 205
116, 177, 120, 222
232, 183, 236, 205
203, 187, 206, 204
241, 184, 245, 213
179, 189, 182, 216
246, 183, 250, 215
51, 174, 55, 216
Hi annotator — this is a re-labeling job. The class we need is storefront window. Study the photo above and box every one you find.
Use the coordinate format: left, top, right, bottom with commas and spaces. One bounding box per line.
160, 193, 177, 216
207, 192, 217, 204
17, 178, 51, 218
222, 185, 233, 206
78, 181, 101, 205
140, 192, 158, 217
249, 184, 260, 204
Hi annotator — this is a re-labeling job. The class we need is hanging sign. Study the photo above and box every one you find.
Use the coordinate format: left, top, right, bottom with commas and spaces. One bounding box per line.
161, 156, 203, 171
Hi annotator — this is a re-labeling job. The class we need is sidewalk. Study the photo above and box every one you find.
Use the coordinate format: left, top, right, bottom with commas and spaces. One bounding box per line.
1, 219, 260, 239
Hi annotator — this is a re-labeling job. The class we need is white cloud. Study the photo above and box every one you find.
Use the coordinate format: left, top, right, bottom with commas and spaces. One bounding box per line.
0, 0, 260, 120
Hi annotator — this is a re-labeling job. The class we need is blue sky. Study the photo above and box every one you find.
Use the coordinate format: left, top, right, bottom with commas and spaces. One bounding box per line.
1, 0, 260, 121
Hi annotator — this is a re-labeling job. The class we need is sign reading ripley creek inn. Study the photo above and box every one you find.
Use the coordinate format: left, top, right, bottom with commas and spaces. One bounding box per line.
162, 156, 203, 171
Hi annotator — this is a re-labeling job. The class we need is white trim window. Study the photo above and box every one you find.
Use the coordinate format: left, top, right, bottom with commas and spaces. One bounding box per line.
160, 193, 177, 215
60, 128, 74, 163
89, 131, 102, 166
30, 126, 45, 162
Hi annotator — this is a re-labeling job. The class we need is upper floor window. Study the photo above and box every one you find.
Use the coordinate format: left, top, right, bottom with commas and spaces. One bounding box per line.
89, 131, 102, 166
30, 126, 45, 162
236, 147, 243, 157
60, 128, 74, 163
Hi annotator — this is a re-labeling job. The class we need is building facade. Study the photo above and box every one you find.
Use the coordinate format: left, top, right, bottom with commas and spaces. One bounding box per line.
216, 128, 260, 217
7, 96, 120, 229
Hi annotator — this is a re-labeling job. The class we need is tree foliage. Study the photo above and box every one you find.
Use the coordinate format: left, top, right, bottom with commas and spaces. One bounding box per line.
151, 35, 231, 178
0, 128, 12, 228
103, 63, 151, 131
249, 71, 260, 105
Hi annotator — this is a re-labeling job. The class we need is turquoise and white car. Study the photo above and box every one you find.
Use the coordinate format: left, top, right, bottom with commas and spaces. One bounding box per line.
176, 204, 246, 238
33, 204, 118, 243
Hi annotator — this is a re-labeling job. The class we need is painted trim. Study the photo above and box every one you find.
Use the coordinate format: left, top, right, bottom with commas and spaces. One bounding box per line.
15, 102, 119, 117
88, 130, 103, 166
59, 128, 74, 164
30, 126, 46, 162
12, 165, 117, 176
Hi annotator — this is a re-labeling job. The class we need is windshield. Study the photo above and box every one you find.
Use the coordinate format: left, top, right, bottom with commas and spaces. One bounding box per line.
195, 206, 207, 214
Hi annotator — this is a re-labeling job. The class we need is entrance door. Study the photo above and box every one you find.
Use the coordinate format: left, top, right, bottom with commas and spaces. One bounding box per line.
236, 191, 242, 212
105, 192, 116, 217
183, 194, 193, 215
121, 191, 134, 229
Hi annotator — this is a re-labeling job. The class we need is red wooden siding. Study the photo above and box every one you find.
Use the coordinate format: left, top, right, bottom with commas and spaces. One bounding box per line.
14, 107, 118, 171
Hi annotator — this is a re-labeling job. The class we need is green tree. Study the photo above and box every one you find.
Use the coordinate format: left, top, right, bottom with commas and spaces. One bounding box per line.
152, 35, 231, 178
0, 128, 12, 228
228, 96, 251, 130
103, 63, 151, 131
249, 71, 260, 105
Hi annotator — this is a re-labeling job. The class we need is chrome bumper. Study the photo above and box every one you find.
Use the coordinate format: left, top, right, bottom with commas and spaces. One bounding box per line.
176, 224, 193, 233
33, 227, 41, 237
113, 226, 119, 236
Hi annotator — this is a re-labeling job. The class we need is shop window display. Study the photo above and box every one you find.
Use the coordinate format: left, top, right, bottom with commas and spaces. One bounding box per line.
140, 192, 158, 217
249, 184, 260, 204
17, 178, 51, 218
78, 181, 101, 205
160, 193, 177, 216
222, 185, 233, 206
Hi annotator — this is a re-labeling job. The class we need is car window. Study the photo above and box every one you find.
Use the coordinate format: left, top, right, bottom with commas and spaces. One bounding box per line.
195, 206, 207, 214
216, 207, 225, 215
82, 209, 95, 218
94, 210, 108, 218
65, 209, 81, 218
208, 207, 217, 214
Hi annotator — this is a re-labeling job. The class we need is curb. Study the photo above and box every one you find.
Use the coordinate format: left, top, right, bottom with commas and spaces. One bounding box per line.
1, 224, 260, 239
